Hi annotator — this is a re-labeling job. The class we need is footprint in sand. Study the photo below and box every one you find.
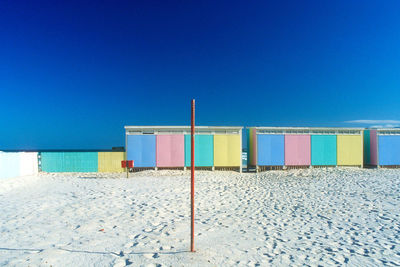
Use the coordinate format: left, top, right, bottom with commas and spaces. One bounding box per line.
143, 253, 159, 259
163, 231, 170, 236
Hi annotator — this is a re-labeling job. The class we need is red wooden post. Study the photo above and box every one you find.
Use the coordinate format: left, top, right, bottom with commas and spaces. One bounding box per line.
191, 99, 195, 252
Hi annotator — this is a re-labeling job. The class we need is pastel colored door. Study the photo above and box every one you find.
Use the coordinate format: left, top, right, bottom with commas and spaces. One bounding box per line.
247, 128, 257, 166
156, 135, 185, 167
214, 135, 241, 167
184, 135, 214, 167
127, 135, 156, 167
369, 130, 378, 165
311, 135, 337, 166
378, 136, 400, 165
284, 135, 311, 166
98, 152, 125, 172
337, 135, 362, 166
363, 130, 371, 165
257, 134, 284, 166
247, 128, 252, 166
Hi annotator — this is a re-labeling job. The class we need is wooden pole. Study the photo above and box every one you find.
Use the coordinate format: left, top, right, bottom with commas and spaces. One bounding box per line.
191, 99, 195, 252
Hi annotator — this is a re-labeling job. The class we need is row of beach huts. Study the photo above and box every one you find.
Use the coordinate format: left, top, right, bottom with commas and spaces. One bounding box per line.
1, 126, 400, 179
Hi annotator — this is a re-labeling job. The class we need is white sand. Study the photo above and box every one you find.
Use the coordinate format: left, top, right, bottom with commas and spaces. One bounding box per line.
1, 168, 400, 266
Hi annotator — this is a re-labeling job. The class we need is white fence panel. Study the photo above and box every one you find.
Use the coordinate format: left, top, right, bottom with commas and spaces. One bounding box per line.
19, 152, 38, 176
0, 152, 21, 179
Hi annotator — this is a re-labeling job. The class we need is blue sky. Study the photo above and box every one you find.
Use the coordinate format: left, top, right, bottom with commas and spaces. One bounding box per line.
1, 0, 399, 149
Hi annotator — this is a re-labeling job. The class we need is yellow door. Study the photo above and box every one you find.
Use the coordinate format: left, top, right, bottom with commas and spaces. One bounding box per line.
214, 135, 241, 167
337, 135, 362, 166
98, 152, 125, 172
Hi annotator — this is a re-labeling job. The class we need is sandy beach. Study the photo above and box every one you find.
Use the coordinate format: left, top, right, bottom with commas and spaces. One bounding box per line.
1, 168, 400, 266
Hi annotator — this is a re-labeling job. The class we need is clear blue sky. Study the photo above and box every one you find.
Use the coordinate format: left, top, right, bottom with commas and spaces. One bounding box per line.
1, 0, 399, 150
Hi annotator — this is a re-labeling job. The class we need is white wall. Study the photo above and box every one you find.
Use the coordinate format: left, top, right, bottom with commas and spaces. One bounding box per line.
20, 152, 39, 176
0, 152, 38, 179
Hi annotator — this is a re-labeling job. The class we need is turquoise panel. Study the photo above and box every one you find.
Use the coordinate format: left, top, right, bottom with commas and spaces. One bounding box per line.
185, 135, 214, 167
65, 152, 98, 172
247, 128, 251, 167
311, 135, 337, 166
363, 130, 370, 165
41, 152, 65, 172
40, 152, 98, 172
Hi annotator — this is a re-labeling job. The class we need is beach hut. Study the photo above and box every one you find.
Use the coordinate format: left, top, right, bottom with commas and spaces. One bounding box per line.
247, 127, 364, 172
364, 128, 400, 167
124, 126, 243, 172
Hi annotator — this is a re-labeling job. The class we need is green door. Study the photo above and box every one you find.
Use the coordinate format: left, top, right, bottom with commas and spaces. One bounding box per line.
363, 130, 370, 165
311, 135, 337, 166
185, 135, 214, 167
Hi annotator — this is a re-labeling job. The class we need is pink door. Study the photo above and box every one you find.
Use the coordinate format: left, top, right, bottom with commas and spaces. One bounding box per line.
370, 130, 377, 165
156, 135, 185, 167
284, 135, 311, 166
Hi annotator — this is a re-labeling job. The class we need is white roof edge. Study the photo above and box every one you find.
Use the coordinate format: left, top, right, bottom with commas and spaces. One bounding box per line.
376, 128, 400, 133
124, 126, 243, 130
250, 127, 365, 131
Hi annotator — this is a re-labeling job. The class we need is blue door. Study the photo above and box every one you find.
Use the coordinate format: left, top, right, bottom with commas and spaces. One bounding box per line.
257, 134, 284, 166
127, 135, 156, 167
379, 136, 400, 165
